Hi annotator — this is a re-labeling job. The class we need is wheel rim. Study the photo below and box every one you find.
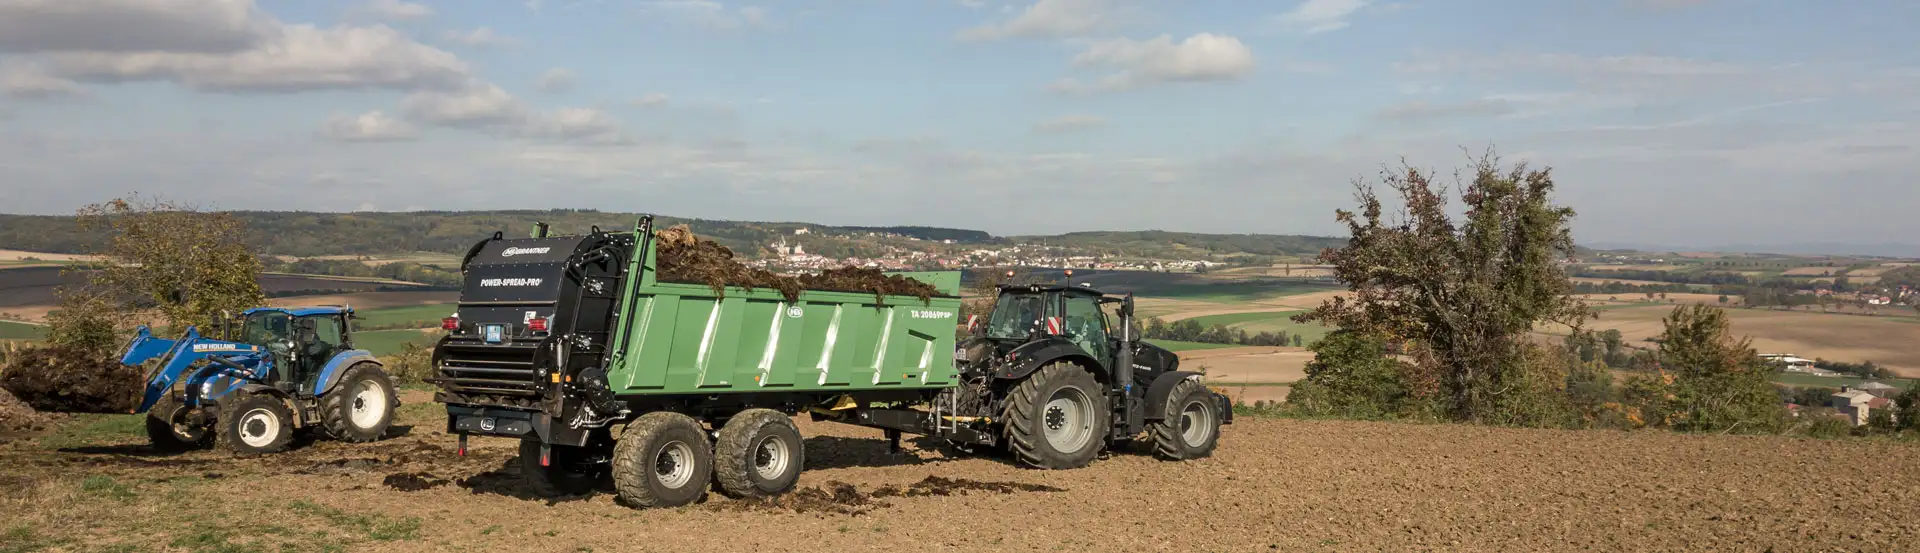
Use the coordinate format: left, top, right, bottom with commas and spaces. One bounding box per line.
1042, 386, 1094, 453
1179, 399, 1214, 447
238, 408, 280, 448
349, 382, 388, 429
655, 440, 695, 489
751, 435, 791, 481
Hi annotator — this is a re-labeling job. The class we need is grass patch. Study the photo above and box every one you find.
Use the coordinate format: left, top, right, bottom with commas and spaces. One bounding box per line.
80, 475, 136, 502
1771, 373, 1914, 390
353, 329, 439, 357
2, 525, 72, 553
0, 321, 47, 340
1184, 310, 1305, 327
351, 304, 453, 330
1146, 340, 1241, 352
34, 414, 145, 450
289, 501, 422, 542
1137, 281, 1337, 303
1590, 301, 1668, 311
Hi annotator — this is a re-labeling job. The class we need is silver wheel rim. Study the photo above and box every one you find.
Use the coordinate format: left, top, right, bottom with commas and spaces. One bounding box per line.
349, 383, 387, 429
1180, 400, 1214, 447
655, 440, 695, 489
238, 408, 280, 448
752, 435, 791, 481
1042, 386, 1094, 453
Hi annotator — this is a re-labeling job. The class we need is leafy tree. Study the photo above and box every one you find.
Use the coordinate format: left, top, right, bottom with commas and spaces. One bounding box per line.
1144, 317, 1168, 340
1647, 305, 1784, 432
68, 196, 266, 337
1292, 334, 1303, 347
1296, 153, 1591, 423
1895, 386, 1920, 432
1286, 331, 1418, 418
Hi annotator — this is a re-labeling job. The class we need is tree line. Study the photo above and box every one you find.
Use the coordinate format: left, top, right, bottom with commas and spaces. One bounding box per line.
1141, 317, 1304, 347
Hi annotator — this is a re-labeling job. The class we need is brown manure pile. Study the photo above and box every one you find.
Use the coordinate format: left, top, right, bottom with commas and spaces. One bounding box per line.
652, 224, 939, 303
0, 388, 50, 437
0, 345, 143, 413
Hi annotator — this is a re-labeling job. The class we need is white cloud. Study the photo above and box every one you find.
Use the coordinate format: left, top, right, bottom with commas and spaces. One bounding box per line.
1032, 114, 1106, 133
631, 92, 670, 107
440, 27, 518, 48
641, 1, 772, 30
1370, 98, 1517, 123
1050, 33, 1255, 93
321, 110, 417, 142
535, 68, 575, 93
0, 63, 84, 99
1275, 0, 1371, 34
956, 0, 1117, 41
0, 0, 267, 54
401, 84, 524, 127
349, 0, 433, 21
522, 107, 629, 144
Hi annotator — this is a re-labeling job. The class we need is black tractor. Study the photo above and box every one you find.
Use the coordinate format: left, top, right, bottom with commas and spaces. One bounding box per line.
941, 280, 1229, 469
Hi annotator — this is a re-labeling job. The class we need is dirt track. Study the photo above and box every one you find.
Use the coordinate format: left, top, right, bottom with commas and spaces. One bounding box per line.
4, 392, 1918, 552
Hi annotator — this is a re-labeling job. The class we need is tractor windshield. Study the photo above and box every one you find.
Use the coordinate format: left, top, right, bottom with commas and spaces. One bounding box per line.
239, 311, 293, 347
986, 293, 1049, 340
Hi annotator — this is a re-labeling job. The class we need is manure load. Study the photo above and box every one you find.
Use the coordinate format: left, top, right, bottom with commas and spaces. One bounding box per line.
431, 217, 1227, 508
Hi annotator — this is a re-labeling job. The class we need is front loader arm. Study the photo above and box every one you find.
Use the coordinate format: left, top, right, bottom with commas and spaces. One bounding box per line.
119, 326, 177, 367
134, 326, 204, 414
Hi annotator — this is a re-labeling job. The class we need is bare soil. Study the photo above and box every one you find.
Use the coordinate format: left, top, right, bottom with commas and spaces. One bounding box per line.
0, 345, 141, 413
4, 390, 1917, 552
0, 388, 49, 437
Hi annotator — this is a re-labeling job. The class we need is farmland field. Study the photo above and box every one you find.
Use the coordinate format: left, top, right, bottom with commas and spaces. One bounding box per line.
0, 320, 47, 340
5, 389, 1916, 552
354, 328, 441, 356
1772, 372, 1914, 390
0, 266, 439, 321
1144, 339, 1240, 352
1550, 305, 1920, 377
353, 304, 456, 329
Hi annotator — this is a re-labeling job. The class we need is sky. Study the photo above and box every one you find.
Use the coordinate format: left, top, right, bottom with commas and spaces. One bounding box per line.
0, 0, 1916, 246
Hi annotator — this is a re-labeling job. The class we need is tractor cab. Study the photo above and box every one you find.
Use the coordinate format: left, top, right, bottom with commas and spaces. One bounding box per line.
228, 306, 356, 394
968, 283, 1179, 383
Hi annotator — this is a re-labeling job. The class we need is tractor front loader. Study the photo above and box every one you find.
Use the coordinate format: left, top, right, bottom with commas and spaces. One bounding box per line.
122, 306, 401, 454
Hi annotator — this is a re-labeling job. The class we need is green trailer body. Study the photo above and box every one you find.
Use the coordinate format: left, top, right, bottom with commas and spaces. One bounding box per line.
601, 271, 963, 396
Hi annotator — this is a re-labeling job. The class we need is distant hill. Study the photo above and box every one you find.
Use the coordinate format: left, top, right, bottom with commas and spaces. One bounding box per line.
0, 211, 1342, 260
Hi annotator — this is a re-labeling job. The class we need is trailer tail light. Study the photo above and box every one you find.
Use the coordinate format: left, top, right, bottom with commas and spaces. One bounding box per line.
441, 317, 458, 330
529, 317, 549, 332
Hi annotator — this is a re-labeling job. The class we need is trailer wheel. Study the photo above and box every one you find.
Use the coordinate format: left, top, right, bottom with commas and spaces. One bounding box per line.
145, 395, 213, 452
218, 393, 294, 455
713, 409, 803, 498
518, 439, 606, 497
320, 363, 398, 443
1150, 378, 1220, 460
612, 412, 712, 508
1003, 361, 1108, 469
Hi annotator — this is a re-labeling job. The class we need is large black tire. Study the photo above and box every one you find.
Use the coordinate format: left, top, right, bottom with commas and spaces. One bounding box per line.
145, 395, 213, 452
1003, 362, 1109, 469
611, 412, 712, 508
320, 363, 398, 443
218, 393, 295, 455
518, 439, 606, 497
1150, 378, 1222, 460
713, 409, 803, 498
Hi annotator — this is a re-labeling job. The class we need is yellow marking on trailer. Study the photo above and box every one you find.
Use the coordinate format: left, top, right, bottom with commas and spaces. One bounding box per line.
830, 394, 858, 410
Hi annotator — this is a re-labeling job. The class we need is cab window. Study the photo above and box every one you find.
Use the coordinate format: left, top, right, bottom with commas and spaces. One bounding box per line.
241, 311, 292, 346
1062, 295, 1110, 360
987, 294, 1049, 340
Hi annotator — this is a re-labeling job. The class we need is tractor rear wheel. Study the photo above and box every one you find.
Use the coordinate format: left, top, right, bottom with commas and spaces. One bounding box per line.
713, 409, 803, 498
1150, 378, 1221, 460
611, 412, 712, 508
218, 393, 295, 455
518, 439, 607, 497
145, 395, 213, 452
1003, 362, 1108, 469
321, 363, 398, 443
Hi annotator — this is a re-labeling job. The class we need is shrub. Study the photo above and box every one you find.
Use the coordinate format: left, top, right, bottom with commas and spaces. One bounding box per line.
1285, 331, 1418, 419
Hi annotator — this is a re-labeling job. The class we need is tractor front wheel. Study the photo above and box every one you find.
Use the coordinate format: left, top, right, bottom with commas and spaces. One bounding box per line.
1149, 378, 1222, 461
321, 363, 398, 443
218, 393, 295, 455
145, 395, 213, 452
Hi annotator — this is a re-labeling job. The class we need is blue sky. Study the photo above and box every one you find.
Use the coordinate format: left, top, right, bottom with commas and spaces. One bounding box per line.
1, 0, 1916, 247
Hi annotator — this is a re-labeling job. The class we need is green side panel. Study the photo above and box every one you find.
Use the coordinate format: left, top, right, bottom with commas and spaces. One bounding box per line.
606, 282, 961, 396
884, 271, 961, 297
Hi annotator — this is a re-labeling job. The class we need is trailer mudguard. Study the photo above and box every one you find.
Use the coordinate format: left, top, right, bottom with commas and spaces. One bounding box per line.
1141, 371, 1204, 421
314, 350, 378, 397
994, 338, 1104, 381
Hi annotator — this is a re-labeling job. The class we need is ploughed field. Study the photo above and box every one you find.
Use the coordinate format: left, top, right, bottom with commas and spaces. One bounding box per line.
4, 391, 1917, 552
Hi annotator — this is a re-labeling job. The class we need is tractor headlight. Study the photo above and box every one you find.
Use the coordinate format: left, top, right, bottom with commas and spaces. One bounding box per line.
200, 381, 215, 397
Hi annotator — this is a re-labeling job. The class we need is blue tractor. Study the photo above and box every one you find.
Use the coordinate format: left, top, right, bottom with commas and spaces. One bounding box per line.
120, 306, 401, 454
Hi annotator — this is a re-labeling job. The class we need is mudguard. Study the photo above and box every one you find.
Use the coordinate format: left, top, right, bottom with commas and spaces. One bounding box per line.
993, 338, 1103, 381
314, 350, 379, 396
1142, 371, 1205, 421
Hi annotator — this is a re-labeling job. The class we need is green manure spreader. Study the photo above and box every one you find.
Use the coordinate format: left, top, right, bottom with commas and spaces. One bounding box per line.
430, 217, 1228, 508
